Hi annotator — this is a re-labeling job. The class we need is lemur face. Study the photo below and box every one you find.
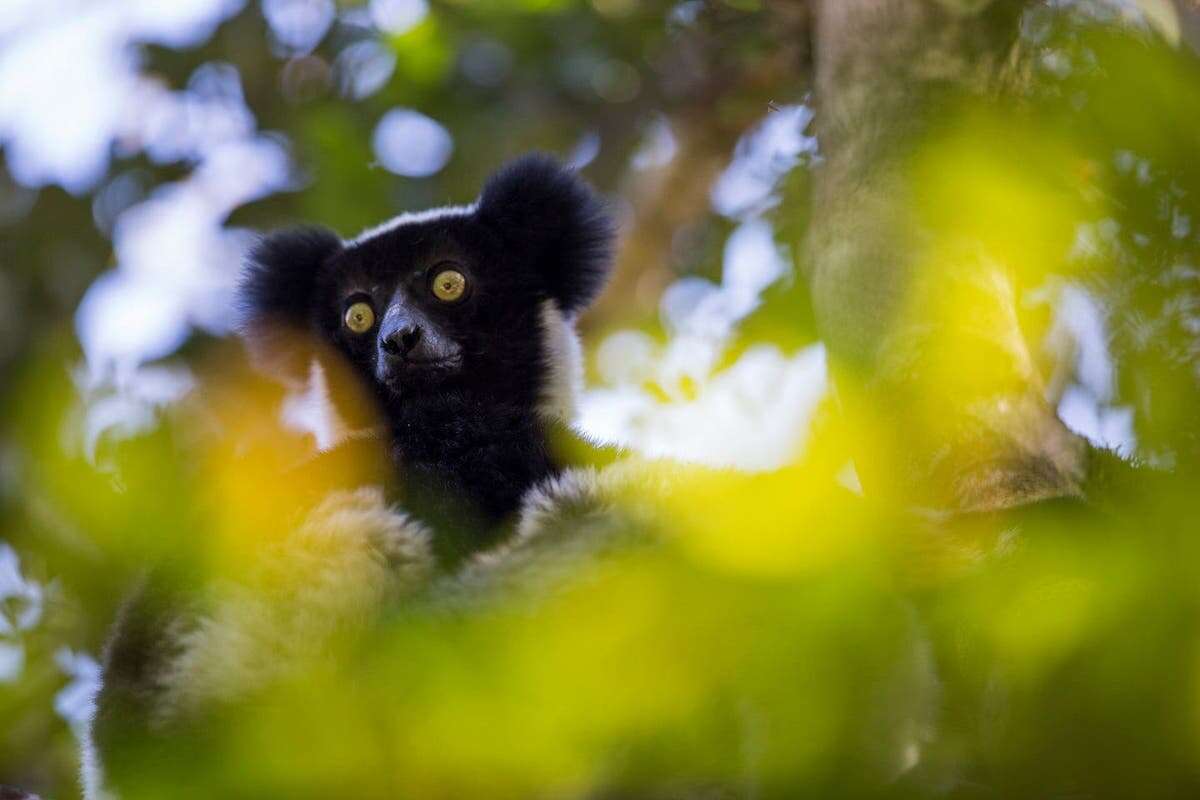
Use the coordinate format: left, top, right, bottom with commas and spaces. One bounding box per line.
316, 209, 542, 398
239, 155, 615, 418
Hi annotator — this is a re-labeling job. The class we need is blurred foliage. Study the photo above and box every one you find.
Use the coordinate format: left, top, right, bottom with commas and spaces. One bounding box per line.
1024, 11, 1200, 467
1, 1, 1200, 798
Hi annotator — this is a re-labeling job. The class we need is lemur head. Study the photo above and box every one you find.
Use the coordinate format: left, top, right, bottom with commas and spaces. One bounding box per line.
239, 155, 615, 422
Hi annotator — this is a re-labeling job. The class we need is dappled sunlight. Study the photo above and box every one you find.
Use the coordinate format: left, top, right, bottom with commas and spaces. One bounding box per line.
911, 115, 1088, 286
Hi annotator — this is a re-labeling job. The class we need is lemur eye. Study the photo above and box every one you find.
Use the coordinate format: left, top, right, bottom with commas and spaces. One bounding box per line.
343, 301, 375, 334
431, 268, 467, 303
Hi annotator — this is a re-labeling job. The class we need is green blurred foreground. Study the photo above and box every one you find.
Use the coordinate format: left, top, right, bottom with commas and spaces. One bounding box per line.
4, 342, 1198, 799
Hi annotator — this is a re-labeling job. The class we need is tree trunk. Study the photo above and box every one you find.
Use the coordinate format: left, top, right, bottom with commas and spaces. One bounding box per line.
807, 0, 1089, 512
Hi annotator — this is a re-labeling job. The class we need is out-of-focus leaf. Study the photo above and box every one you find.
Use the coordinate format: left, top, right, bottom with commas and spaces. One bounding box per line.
1138, 0, 1181, 45
386, 17, 453, 88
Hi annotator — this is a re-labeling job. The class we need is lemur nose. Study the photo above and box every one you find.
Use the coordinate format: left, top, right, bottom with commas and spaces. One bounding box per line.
382, 324, 423, 357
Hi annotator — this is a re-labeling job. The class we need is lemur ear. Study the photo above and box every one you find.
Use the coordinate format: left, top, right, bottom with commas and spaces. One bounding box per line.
475, 154, 616, 316
237, 226, 343, 386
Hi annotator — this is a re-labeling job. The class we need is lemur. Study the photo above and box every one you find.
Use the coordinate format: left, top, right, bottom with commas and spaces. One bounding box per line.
239, 152, 619, 559
85, 155, 633, 798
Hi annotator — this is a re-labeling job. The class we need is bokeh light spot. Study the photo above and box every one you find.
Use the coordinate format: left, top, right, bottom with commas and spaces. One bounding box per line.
371, 108, 453, 177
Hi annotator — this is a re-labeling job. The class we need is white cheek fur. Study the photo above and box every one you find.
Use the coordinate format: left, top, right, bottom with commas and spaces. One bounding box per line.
537, 299, 584, 424
281, 360, 349, 452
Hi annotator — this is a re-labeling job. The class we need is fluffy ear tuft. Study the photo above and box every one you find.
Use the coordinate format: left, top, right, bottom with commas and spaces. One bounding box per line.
237, 226, 342, 384
476, 154, 616, 316
239, 226, 342, 326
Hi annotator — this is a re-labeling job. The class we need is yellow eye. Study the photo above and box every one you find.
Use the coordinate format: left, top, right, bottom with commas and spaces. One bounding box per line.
343, 301, 375, 334
431, 269, 467, 303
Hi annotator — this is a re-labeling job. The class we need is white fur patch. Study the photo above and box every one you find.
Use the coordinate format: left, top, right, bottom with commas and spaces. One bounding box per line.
345, 204, 476, 247
281, 360, 347, 451
445, 459, 691, 604
538, 300, 585, 423
512, 467, 609, 546
154, 488, 433, 721
512, 458, 686, 548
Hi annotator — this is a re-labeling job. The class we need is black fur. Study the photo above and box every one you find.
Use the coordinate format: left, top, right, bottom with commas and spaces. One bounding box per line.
238, 154, 616, 555
476, 154, 616, 316
239, 225, 343, 325
237, 226, 343, 384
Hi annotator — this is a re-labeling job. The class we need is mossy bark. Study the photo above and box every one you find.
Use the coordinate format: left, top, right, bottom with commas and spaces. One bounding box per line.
806, 0, 1088, 511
